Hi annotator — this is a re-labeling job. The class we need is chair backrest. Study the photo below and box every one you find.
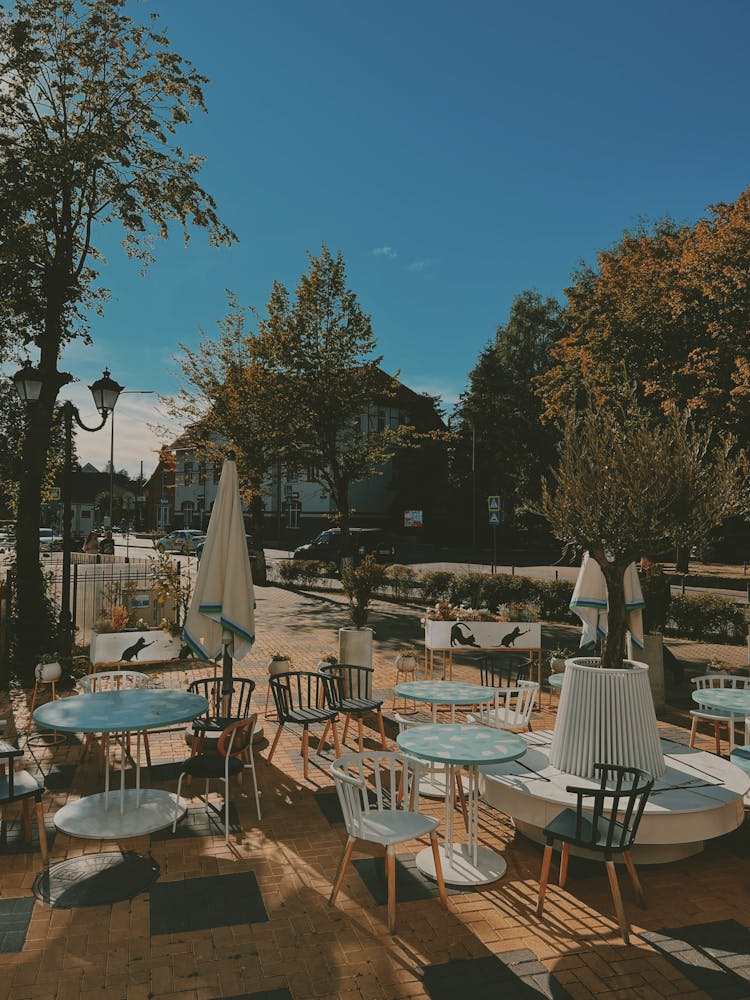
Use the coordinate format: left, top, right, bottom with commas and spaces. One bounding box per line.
187, 676, 256, 719
331, 751, 421, 839
79, 670, 151, 693
270, 671, 327, 719
477, 681, 539, 728
217, 714, 258, 759
692, 673, 750, 691
477, 653, 531, 689
566, 763, 654, 853
318, 662, 373, 702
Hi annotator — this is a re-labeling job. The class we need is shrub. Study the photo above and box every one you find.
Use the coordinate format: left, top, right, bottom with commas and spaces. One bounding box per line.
419, 570, 454, 604
450, 572, 486, 608
481, 573, 536, 611
296, 560, 323, 588
534, 580, 576, 623
668, 593, 747, 641
385, 564, 417, 601
342, 554, 388, 628
276, 560, 302, 586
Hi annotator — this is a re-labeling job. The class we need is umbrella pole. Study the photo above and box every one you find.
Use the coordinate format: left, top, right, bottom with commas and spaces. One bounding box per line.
221, 630, 234, 718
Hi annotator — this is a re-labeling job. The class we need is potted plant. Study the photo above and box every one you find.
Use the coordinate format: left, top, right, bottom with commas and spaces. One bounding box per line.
316, 652, 338, 671
339, 554, 387, 668
547, 647, 571, 675
35, 651, 62, 682
539, 398, 749, 777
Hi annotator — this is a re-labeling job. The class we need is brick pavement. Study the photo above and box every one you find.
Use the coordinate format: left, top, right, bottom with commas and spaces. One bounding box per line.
1, 584, 750, 1000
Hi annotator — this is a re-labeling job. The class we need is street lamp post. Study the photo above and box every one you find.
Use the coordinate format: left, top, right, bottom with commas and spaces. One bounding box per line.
13, 365, 123, 657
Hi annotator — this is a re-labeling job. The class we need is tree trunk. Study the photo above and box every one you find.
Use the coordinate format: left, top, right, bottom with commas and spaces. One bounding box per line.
15, 385, 57, 681
247, 490, 267, 585
675, 545, 690, 575
599, 560, 628, 670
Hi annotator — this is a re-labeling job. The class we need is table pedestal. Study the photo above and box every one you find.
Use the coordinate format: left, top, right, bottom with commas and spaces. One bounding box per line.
54, 789, 186, 839
416, 842, 507, 886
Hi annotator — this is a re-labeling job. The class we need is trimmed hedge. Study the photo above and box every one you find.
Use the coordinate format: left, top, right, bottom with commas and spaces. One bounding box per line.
668, 593, 747, 641
385, 564, 418, 601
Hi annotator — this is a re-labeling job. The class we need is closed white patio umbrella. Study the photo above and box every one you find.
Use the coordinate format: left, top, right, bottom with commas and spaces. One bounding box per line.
570, 551, 644, 653
184, 452, 255, 711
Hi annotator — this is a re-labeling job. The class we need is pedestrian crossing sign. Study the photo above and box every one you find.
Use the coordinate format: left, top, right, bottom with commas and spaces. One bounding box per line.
487, 495, 500, 511
488, 510, 500, 526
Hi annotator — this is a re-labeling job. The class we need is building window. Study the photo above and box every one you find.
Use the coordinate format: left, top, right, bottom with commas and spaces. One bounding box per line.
212, 462, 221, 484
306, 466, 319, 482
286, 500, 301, 530
181, 501, 194, 527
198, 462, 206, 485
183, 461, 194, 487
377, 410, 386, 432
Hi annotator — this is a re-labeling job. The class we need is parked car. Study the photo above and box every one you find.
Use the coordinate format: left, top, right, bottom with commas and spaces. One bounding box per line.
195, 533, 261, 575
154, 529, 205, 554
39, 527, 64, 552
292, 527, 395, 569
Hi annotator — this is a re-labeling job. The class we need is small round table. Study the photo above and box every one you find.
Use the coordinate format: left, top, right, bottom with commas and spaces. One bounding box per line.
692, 688, 750, 753
393, 680, 499, 722
34, 689, 208, 839
549, 673, 564, 691
397, 723, 526, 886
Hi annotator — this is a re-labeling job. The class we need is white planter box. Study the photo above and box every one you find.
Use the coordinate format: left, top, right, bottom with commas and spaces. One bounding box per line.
549, 657, 666, 779
90, 629, 182, 667
424, 619, 541, 651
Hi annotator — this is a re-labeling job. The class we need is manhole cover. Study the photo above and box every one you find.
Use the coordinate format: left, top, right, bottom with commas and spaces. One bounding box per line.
33, 851, 160, 908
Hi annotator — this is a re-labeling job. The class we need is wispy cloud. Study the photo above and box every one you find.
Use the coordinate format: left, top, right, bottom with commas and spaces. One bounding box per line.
372, 246, 397, 258
407, 259, 430, 273
399, 376, 462, 410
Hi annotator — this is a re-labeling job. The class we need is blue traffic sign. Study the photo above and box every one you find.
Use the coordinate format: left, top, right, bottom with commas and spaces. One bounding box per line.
488, 511, 500, 526
488, 495, 500, 511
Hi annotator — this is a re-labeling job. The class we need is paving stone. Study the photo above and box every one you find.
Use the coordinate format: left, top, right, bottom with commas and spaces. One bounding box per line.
0, 897, 35, 953
150, 872, 268, 936
643, 920, 750, 999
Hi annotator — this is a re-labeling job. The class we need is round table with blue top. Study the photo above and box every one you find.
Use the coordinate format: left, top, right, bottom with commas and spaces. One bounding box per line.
692, 687, 750, 763
34, 689, 208, 839
393, 680, 499, 722
397, 722, 526, 886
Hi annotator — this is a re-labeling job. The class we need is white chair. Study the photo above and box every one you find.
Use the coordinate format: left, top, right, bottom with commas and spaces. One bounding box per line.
78, 670, 154, 767
690, 674, 750, 754
173, 715, 261, 845
329, 751, 448, 933
466, 680, 539, 733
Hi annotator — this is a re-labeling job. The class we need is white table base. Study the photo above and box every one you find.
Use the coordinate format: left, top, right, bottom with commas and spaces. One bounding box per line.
416, 843, 507, 886
53, 789, 186, 839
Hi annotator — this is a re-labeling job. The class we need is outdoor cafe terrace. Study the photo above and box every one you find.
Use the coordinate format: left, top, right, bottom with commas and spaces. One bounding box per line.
1, 583, 750, 1000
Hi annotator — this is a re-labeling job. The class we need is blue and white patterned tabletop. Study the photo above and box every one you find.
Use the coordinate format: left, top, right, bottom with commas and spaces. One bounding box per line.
397, 723, 527, 766
34, 689, 208, 734
394, 680, 498, 705
549, 673, 564, 690
693, 688, 750, 715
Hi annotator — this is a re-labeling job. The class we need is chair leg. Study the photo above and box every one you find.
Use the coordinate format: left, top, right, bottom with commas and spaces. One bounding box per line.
376, 709, 387, 750
26, 682, 39, 734
386, 844, 397, 934
22, 799, 31, 843
342, 714, 352, 744
249, 758, 261, 821
331, 720, 342, 758
143, 732, 152, 769
689, 716, 698, 748
173, 773, 186, 832
34, 800, 48, 866
302, 727, 309, 780
267, 722, 284, 764
714, 722, 721, 756
319, 720, 331, 749
623, 851, 646, 907
429, 831, 448, 908
329, 835, 356, 906
559, 842, 570, 888
605, 860, 630, 944
224, 777, 230, 846
357, 716, 364, 752
537, 844, 553, 916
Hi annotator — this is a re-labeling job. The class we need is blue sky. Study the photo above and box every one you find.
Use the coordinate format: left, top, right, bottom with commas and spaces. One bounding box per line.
61, 0, 750, 474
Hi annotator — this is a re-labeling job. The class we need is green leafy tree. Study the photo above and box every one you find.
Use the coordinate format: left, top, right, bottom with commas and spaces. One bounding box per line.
452, 291, 563, 540
0, 0, 235, 675
540, 398, 749, 669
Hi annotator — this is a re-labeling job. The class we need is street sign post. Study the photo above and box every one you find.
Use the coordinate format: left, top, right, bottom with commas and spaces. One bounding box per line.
487, 495, 500, 511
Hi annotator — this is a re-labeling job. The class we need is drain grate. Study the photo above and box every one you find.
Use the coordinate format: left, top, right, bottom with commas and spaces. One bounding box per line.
33, 851, 160, 908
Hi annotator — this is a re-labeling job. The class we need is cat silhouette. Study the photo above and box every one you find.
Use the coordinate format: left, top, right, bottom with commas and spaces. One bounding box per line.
120, 636, 155, 662
450, 621, 480, 648
500, 626, 529, 648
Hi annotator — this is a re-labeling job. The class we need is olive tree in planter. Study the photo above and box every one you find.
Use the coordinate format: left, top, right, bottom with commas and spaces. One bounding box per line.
539, 399, 749, 777
339, 555, 387, 670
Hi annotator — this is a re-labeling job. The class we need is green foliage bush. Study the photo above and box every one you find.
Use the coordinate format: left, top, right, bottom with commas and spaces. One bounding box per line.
480, 573, 536, 611
385, 564, 417, 601
534, 580, 576, 623
450, 572, 486, 607
668, 593, 747, 641
276, 560, 301, 586
419, 570, 454, 604
342, 554, 388, 627
639, 564, 671, 632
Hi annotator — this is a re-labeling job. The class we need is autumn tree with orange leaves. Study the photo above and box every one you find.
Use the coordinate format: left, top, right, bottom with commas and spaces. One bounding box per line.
536, 188, 750, 441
